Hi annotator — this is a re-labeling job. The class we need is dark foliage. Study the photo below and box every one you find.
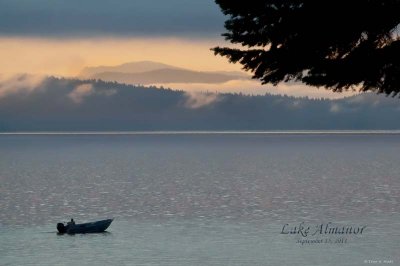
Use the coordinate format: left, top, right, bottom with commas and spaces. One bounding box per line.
212, 0, 400, 95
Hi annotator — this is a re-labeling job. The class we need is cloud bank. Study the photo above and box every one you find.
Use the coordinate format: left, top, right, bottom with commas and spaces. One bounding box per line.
184, 91, 221, 109
0, 0, 224, 37
0, 74, 45, 98
68, 84, 94, 103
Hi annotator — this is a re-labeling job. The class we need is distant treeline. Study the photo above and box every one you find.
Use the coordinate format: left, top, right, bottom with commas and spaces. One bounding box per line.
0, 77, 399, 131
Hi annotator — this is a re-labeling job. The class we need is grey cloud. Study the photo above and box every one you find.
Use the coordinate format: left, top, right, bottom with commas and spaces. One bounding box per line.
68, 83, 117, 103
183, 91, 221, 109
330, 103, 341, 113
0, 74, 45, 98
0, 0, 225, 37
68, 84, 94, 104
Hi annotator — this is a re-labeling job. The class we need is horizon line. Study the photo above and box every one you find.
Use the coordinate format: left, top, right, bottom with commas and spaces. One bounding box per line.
1, 130, 400, 135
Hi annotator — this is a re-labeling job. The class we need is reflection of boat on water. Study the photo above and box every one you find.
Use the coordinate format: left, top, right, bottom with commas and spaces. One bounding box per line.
57, 219, 113, 234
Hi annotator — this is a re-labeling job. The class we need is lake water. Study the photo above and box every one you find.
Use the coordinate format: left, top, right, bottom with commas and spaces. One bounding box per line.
0, 133, 399, 265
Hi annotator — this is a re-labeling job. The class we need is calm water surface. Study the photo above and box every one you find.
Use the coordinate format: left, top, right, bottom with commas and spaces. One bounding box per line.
0, 133, 399, 265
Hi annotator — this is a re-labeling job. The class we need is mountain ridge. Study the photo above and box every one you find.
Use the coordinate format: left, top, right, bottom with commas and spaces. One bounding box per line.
79, 61, 249, 85
80, 61, 183, 76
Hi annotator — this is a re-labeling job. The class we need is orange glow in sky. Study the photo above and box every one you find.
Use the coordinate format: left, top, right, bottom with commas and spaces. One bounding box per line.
0, 37, 355, 98
0, 37, 241, 76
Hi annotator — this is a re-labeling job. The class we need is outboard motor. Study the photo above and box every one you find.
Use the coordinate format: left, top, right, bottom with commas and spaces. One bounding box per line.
57, 223, 67, 234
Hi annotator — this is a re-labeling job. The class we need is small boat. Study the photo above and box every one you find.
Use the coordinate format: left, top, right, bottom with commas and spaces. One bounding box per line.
57, 219, 113, 234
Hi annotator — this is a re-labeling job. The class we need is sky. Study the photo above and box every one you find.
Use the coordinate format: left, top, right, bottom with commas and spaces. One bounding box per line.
0, 0, 224, 37
0, 0, 353, 98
